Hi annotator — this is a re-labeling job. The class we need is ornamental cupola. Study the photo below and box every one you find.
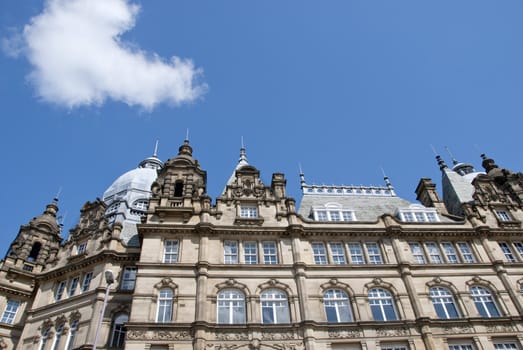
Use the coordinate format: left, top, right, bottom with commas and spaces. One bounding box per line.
4, 198, 63, 272
147, 139, 207, 223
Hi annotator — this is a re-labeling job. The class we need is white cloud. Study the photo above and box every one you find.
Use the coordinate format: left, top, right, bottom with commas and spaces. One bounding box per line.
12, 0, 207, 109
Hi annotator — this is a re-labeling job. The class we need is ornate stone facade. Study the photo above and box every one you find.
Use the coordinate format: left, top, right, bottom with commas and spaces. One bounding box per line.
1, 143, 523, 350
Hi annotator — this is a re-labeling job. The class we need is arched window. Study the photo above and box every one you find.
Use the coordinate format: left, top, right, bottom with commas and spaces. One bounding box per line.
64, 319, 79, 350
324, 289, 352, 322
38, 327, 50, 350
260, 289, 290, 324
217, 289, 246, 324
110, 314, 128, 348
28, 242, 42, 262
470, 286, 500, 318
51, 323, 64, 350
174, 181, 184, 197
429, 287, 460, 319
368, 288, 397, 321
157, 288, 173, 322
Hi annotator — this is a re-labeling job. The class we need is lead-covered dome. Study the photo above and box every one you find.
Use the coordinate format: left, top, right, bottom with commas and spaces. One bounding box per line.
102, 155, 163, 246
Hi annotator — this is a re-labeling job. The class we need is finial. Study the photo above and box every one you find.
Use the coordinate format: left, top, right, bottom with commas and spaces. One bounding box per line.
54, 187, 62, 203
239, 137, 248, 164
153, 139, 159, 157
431, 146, 448, 170
185, 128, 190, 143
299, 163, 306, 187
381, 167, 393, 190
480, 153, 499, 172
445, 146, 459, 165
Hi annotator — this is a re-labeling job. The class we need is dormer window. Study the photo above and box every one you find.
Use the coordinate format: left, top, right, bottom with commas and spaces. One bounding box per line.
495, 209, 512, 222
312, 203, 355, 222
106, 202, 119, 215
133, 199, 148, 211
397, 205, 439, 223
240, 205, 258, 218
77, 242, 87, 255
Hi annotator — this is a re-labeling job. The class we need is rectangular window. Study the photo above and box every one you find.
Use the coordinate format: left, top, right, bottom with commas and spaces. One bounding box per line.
415, 212, 426, 222
81, 272, 93, 293
449, 345, 474, 350
457, 242, 476, 263
348, 242, 364, 264
224, 241, 239, 264
240, 206, 258, 218
496, 210, 512, 222
426, 242, 443, 263
121, 267, 137, 290
315, 210, 328, 221
163, 240, 179, 263
243, 241, 258, 264
381, 346, 409, 350
55, 281, 66, 301
513, 242, 523, 258
312, 242, 327, 264
442, 242, 459, 263
262, 241, 278, 264
68, 276, 80, 297
76, 242, 87, 255
403, 212, 415, 222
329, 211, 341, 221
410, 243, 426, 263
1, 300, 20, 324
365, 242, 383, 264
342, 211, 354, 221
494, 343, 519, 350
329, 242, 347, 264
426, 212, 437, 222
499, 242, 516, 262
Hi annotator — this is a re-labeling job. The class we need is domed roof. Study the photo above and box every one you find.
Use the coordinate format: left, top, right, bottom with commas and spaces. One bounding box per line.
103, 167, 158, 200
103, 155, 163, 201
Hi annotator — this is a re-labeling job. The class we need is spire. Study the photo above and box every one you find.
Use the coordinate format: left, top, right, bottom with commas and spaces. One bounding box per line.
153, 139, 159, 157
237, 137, 249, 168
445, 146, 459, 165
178, 136, 193, 157
138, 140, 164, 170
299, 163, 306, 188
381, 167, 394, 191
436, 155, 448, 170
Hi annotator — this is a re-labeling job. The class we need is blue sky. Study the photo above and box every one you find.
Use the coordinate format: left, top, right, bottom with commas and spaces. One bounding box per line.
0, 1, 522, 255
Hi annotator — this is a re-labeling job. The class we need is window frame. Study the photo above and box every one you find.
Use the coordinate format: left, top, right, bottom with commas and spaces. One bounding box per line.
312, 242, 328, 265
470, 286, 501, 318
323, 289, 352, 323
240, 205, 258, 218
76, 242, 87, 255
110, 313, 128, 348
224, 240, 239, 264
157, 288, 174, 323
81, 272, 93, 293
429, 287, 460, 319
368, 288, 398, 321
64, 319, 79, 350
217, 289, 246, 324
260, 288, 290, 324
163, 240, 179, 263
262, 241, 278, 264
243, 241, 258, 264
0, 299, 20, 324
68, 276, 80, 297
121, 267, 137, 291
55, 281, 66, 301
329, 242, 347, 265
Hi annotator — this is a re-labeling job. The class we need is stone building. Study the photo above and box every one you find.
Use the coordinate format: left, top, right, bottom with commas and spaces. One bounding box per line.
1, 140, 522, 350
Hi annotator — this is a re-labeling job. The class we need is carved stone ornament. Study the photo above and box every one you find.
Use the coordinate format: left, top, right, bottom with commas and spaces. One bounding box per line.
328, 329, 362, 338
443, 326, 472, 334
375, 327, 409, 337
486, 324, 513, 333
0, 337, 7, 349
206, 344, 241, 350
261, 331, 296, 340
270, 343, 304, 350
215, 332, 249, 341
126, 330, 191, 341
